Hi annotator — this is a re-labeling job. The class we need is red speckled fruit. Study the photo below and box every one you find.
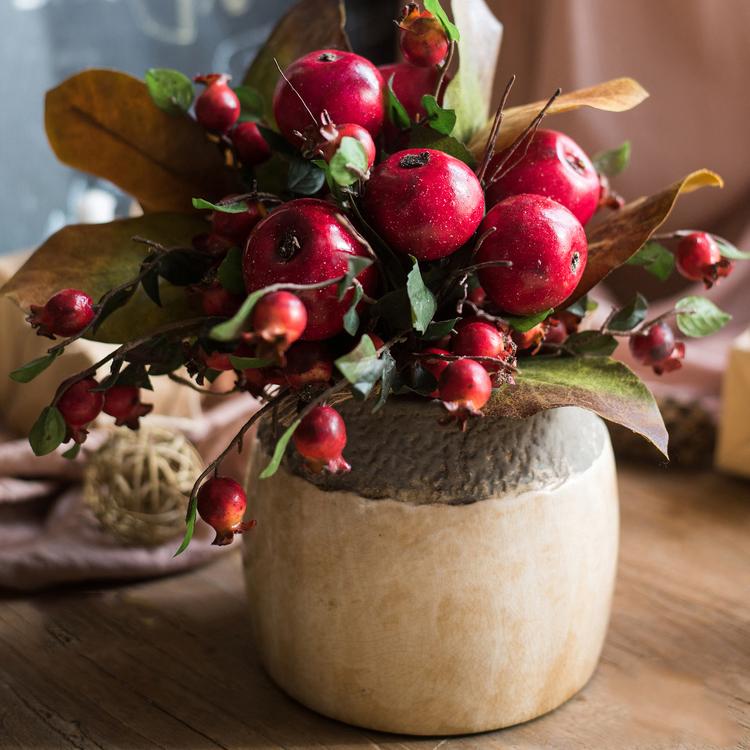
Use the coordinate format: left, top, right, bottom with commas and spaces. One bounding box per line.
102, 385, 152, 429
230, 121, 271, 166
273, 50, 384, 146
486, 130, 600, 226
451, 321, 512, 373
242, 199, 377, 340
438, 358, 492, 411
476, 194, 588, 315
197, 476, 254, 546
364, 149, 484, 261
398, 6, 449, 67
293, 405, 351, 474
27, 288, 95, 339
58, 377, 104, 443
379, 62, 441, 122
676, 231, 734, 288
251, 291, 308, 350
194, 74, 240, 133
629, 322, 685, 375
319, 122, 377, 168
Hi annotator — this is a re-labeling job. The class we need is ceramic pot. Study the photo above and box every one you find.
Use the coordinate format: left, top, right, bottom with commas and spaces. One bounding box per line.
243, 401, 619, 735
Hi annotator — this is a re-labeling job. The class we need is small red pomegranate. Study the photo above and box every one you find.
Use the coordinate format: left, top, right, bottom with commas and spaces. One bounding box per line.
438, 358, 492, 427
317, 121, 377, 168
273, 50, 385, 146
57, 378, 104, 443
102, 385, 152, 429
197, 476, 255, 546
243, 199, 377, 340
398, 4, 450, 67
211, 196, 267, 244
476, 194, 588, 315
629, 322, 685, 375
676, 232, 733, 288
28, 288, 95, 339
451, 321, 514, 377
200, 283, 243, 318
486, 130, 600, 226
230, 121, 271, 166
194, 74, 240, 133
293, 405, 351, 474
251, 291, 308, 356
282, 341, 334, 389
421, 347, 451, 397
364, 149, 484, 261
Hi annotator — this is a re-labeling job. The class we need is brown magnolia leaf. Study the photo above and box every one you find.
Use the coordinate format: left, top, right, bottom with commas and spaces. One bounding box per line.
486, 356, 668, 457
468, 77, 649, 157
1, 213, 209, 344
564, 169, 724, 305
443, 0, 503, 142
45, 70, 239, 213
242, 0, 351, 124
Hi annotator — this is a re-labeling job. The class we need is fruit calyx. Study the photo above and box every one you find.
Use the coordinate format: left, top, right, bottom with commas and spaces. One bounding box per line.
399, 150, 430, 169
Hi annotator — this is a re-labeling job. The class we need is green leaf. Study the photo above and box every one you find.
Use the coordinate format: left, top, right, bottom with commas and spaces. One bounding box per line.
29, 406, 66, 456
675, 296, 731, 337
147, 342, 185, 375
343, 283, 364, 336
423, 0, 460, 41
328, 136, 369, 187
287, 157, 326, 195
192, 197, 250, 214
144, 68, 194, 114
229, 355, 272, 369
565, 295, 597, 318
210, 288, 268, 341
62, 443, 81, 460
714, 236, 750, 260
505, 309, 553, 333
260, 419, 301, 479
335, 335, 386, 398
408, 125, 476, 167
564, 331, 618, 357
625, 241, 675, 281
386, 74, 411, 130
373, 349, 397, 413
592, 141, 631, 177
337, 256, 374, 301
140, 265, 162, 306
9, 350, 61, 383
421, 95, 457, 136
234, 85, 264, 122
485, 357, 668, 457
607, 293, 648, 332
406, 258, 437, 334
217, 247, 246, 295
174, 494, 198, 557
423, 318, 458, 340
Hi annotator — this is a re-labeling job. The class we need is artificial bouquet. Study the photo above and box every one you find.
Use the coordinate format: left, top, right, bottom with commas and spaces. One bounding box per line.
4, 0, 744, 551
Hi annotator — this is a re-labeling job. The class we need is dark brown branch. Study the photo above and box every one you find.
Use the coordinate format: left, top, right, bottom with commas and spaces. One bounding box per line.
434, 40, 456, 106
475, 75, 516, 184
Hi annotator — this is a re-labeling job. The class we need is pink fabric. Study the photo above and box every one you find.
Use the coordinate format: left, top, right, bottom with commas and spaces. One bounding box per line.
0, 394, 258, 591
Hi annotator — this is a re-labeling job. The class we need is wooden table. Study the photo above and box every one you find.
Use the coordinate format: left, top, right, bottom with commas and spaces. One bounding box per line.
1, 465, 748, 749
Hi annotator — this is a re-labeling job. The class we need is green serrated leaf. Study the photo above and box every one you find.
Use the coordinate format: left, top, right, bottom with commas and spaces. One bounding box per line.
229, 355, 272, 370
421, 94, 456, 136
329, 136, 369, 187
592, 141, 631, 177
234, 85, 264, 123
607, 293, 648, 332
29, 406, 66, 456
386, 74, 411, 130
422, 318, 458, 340
343, 283, 364, 336
337, 255, 374, 301
564, 331, 619, 357
10, 350, 61, 383
287, 157, 326, 195
406, 258, 437, 334
144, 68, 194, 114
260, 419, 301, 479
217, 246, 246, 295
626, 241, 675, 281
675, 296, 731, 337
408, 125, 476, 167
192, 197, 249, 213
714, 236, 750, 260
62, 443, 81, 460
505, 309, 553, 333
423, 0, 460, 41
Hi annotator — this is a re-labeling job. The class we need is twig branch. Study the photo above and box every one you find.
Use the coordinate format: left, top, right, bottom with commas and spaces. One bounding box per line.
168, 372, 238, 396
434, 41, 456, 106
475, 75, 515, 184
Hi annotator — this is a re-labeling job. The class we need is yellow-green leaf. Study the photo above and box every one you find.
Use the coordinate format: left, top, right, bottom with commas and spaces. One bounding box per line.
45, 69, 239, 213
0, 214, 209, 344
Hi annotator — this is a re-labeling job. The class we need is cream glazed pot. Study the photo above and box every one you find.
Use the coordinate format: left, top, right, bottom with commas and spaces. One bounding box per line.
242, 401, 619, 735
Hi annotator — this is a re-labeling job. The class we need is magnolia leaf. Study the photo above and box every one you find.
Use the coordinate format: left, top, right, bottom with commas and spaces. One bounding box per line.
424, 0, 460, 41
607, 293, 648, 332
406, 258, 437, 333
386, 75, 411, 130
564, 331, 618, 356
46, 70, 238, 212
408, 126, 476, 167
242, 0, 350, 124
144, 68, 194, 114
192, 197, 250, 214
563, 169, 724, 306
675, 296, 731, 337
626, 241, 675, 281
592, 141, 631, 177
260, 419, 302, 479
234, 85, 265, 123
505, 308, 553, 333
468, 77, 649, 157
217, 247, 246, 295
9, 350, 62, 384
443, 0, 502, 143
329, 136, 368, 187
486, 356, 668, 457
1, 214, 208, 343
421, 94, 456, 136
715, 236, 750, 260
29, 406, 66, 457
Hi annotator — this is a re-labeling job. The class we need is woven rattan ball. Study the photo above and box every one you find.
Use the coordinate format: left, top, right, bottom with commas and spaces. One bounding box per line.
83, 426, 204, 546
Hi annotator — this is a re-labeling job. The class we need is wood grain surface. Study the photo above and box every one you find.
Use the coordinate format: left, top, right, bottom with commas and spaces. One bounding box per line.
1, 465, 748, 749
